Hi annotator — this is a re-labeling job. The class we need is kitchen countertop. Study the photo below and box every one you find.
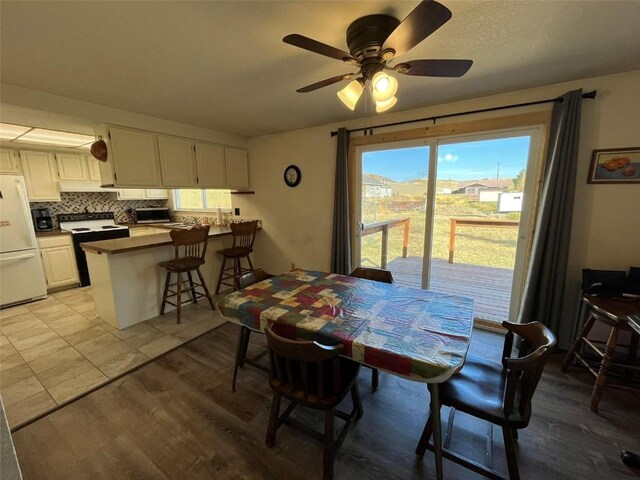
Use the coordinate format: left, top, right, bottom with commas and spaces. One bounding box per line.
35, 229, 71, 238
80, 225, 248, 254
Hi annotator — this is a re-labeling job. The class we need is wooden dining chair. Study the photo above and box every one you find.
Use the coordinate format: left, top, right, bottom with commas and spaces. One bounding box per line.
265, 326, 363, 480
158, 225, 215, 324
349, 267, 394, 391
230, 268, 275, 392
215, 220, 258, 294
416, 321, 556, 480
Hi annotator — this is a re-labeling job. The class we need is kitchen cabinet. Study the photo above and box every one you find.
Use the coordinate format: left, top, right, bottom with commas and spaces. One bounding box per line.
194, 142, 226, 188
20, 150, 61, 201
158, 135, 197, 187
86, 155, 102, 182
0, 149, 22, 174
129, 227, 168, 237
55, 153, 88, 181
224, 147, 250, 189
108, 127, 161, 186
117, 188, 168, 200
38, 236, 79, 289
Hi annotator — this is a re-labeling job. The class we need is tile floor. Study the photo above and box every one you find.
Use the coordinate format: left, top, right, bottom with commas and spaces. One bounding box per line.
0, 287, 226, 428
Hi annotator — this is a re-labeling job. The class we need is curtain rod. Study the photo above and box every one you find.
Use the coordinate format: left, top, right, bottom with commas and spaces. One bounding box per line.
330, 90, 597, 137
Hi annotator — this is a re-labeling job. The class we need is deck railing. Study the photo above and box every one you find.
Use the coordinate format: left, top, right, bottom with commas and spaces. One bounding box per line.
362, 218, 410, 269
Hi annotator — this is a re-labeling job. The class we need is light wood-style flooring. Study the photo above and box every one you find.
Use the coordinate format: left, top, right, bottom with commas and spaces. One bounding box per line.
0, 287, 224, 428
387, 256, 514, 323
11, 323, 640, 480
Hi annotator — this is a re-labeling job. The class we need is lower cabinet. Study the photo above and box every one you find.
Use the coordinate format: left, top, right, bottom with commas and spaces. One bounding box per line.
38, 236, 79, 289
129, 227, 168, 237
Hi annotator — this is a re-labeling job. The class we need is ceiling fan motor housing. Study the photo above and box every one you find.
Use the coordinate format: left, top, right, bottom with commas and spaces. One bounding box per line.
346, 14, 399, 63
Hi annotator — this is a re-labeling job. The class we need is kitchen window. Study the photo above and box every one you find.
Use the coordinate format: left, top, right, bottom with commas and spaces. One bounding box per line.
173, 189, 232, 211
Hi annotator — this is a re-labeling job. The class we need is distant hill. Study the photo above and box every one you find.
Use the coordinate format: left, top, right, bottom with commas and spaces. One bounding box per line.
362, 173, 395, 185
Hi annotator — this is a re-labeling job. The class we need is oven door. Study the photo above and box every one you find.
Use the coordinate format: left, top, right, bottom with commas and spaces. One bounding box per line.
72, 229, 130, 286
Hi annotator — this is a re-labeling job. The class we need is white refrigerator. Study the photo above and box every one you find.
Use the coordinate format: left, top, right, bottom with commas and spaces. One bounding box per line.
0, 175, 47, 307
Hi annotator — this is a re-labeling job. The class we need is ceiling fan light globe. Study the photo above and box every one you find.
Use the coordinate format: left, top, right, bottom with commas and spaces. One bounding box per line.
371, 72, 398, 103
337, 80, 364, 110
375, 95, 397, 113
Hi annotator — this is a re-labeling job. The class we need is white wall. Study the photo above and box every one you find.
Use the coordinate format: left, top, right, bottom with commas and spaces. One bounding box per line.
237, 69, 640, 342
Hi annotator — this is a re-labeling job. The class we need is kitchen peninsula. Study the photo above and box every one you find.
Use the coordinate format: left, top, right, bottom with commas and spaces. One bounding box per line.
81, 224, 258, 329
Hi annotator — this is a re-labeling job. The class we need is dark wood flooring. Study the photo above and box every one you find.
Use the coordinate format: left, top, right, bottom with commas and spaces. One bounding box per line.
11, 322, 640, 480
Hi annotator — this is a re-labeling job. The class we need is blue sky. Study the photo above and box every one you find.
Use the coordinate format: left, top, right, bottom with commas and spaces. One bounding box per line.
363, 136, 531, 182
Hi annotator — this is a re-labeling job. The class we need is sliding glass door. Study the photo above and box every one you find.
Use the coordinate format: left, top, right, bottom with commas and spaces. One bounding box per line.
354, 126, 544, 324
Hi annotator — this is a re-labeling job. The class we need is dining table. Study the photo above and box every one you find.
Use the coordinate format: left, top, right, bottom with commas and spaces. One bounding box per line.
217, 269, 475, 480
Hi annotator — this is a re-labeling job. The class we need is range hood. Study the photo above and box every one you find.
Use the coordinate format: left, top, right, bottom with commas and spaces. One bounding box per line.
58, 180, 118, 193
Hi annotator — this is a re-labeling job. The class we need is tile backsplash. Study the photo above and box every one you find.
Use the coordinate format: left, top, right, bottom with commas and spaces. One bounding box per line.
30, 192, 166, 228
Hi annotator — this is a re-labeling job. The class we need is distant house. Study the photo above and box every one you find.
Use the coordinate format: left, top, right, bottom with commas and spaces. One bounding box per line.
454, 179, 512, 196
363, 174, 392, 198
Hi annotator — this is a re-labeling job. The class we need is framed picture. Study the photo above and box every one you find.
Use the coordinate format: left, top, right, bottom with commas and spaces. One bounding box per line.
588, 147, 640, 184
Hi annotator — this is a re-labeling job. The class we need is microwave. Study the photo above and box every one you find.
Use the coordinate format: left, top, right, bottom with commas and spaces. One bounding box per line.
134, 207, 171, 224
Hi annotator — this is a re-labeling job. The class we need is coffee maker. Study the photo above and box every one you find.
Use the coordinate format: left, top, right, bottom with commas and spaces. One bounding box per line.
32, 208, 54, 232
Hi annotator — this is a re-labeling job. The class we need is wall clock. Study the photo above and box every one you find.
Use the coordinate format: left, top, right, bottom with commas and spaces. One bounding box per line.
284, 165, 301, 187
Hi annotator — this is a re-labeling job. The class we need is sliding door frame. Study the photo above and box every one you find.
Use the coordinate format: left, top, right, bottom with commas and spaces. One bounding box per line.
347, 111, 551, 319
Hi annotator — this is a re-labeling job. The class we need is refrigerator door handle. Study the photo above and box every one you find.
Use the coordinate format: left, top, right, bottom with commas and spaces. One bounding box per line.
0, 253, 37, 262
15, 181, 36, 249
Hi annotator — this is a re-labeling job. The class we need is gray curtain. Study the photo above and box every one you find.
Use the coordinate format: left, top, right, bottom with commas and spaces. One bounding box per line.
517, 89, 583, 345
330, 127, 351, 274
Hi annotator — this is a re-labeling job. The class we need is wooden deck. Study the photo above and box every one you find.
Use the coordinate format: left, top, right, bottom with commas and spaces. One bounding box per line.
386, 256, 514, 323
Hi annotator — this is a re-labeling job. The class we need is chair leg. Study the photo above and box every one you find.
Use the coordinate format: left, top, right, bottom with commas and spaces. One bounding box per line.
196, 268, 215, 310
231, 327, 249, 392
591, 326, 619, 413
415, 412, 434, 457
502, 426, 520, 480
215, 256, 228, 294
561, 314, 596, 371
351, 382, 363, 419
233, 258, 241, 290
175, 272, 182, 324
323, 409, 335, 480
246, 254, 254, 271
512, 428, 518, 441
265, 392, 281, 448
371, 368, 379, 392
160, 271, 171, 315
239, 327, 251, 368
187, 271, 197, 303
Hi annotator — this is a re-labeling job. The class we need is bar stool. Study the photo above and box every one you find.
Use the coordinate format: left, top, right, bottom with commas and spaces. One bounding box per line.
561, 294, 640, 412
159, 225, 215, 324
215, 220, 258, 294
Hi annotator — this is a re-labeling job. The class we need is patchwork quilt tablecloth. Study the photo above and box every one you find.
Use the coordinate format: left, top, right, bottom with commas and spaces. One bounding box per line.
217, 269, 474, 383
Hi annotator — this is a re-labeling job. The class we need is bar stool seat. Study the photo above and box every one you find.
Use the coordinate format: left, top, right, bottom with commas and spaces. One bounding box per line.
215, 220, 258, 294
159, 225, 215, 324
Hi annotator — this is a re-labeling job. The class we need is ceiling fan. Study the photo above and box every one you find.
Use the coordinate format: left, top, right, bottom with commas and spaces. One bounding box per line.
283, 0, 472, 112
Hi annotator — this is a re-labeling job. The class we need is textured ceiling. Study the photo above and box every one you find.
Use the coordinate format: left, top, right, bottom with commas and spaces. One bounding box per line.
1, 1, 639, 137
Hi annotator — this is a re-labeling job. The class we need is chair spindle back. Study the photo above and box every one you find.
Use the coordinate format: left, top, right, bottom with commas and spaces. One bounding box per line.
500, 321, 556, 419
231, 221, 258, 249
349, 267, 394, 284
169, 225, 210, 262
265, 326, 344, 401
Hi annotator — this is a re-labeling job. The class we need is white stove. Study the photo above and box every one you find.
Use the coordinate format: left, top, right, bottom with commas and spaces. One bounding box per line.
58, 212, 130, 287
59, 212, 129, 234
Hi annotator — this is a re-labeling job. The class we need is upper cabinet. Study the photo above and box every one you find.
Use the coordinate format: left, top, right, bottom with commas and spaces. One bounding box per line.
95, 124, 249, 190
20, 150, 60, 201
224, 147, 250, 189
0, 149, 22, 174
194, 142, 225, 188
157, 135, 197, 187
108, 127, 161, 186
55, 153, 88, 181
86, 155, 102, 182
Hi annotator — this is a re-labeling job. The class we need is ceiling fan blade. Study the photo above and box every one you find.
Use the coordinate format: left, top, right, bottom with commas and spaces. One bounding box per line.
296, 73, 358, 93
382, 1, 452, 58
395, 59, 472, 77
283, 34, 356, 63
